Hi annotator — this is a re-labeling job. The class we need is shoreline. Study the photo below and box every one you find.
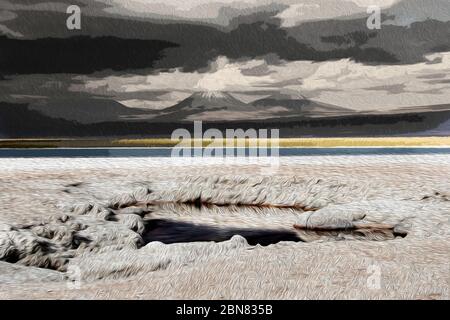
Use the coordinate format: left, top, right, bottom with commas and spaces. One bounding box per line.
1, 136, 450, 149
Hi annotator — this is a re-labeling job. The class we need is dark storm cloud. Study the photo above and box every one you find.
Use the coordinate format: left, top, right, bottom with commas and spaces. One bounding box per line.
0, 9, 421, 77
0, 0, 448, 75
0, 35, 177, 74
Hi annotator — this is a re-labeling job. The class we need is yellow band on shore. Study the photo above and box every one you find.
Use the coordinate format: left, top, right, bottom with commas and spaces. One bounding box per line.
1, 137, 450, 148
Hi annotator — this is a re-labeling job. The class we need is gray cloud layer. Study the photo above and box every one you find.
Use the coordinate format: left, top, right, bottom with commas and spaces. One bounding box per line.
0, 0, 449, 121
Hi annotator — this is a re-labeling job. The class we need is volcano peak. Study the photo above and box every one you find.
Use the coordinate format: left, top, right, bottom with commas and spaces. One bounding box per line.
197, 91, 229, 99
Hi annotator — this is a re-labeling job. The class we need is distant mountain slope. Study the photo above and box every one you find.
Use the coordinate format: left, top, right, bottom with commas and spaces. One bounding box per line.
153, 91, 277, 121
251, 92, 355, 118
152, 91, 354, 121
2, 102, 450, 138
28, 98, 153, 124
159, 91, 248, 114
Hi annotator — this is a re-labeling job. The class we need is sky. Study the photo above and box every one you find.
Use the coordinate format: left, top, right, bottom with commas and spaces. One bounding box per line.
0, 0, 449, 120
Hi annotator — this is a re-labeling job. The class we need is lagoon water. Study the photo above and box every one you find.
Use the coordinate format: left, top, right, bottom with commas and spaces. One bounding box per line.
1, 147, 450, 158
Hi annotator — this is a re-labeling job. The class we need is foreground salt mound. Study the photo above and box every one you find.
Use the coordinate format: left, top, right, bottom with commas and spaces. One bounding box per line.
70, 235, 250, 281
0, 261, 64, 284
1, 176, 447, 281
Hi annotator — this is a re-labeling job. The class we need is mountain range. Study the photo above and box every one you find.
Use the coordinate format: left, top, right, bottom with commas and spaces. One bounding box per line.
1, 92, 450, 138
151, 91, 355, 122
0, 0, 449, 138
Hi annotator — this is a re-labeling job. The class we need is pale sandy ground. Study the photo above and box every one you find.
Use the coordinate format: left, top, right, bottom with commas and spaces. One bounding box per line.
0, 155, 449, 299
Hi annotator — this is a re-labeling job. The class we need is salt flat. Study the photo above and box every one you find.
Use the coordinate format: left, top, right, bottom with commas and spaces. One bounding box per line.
0, 155, 449, 299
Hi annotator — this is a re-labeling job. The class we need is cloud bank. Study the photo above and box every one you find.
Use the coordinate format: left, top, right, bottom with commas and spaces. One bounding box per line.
69, 51, 450, 111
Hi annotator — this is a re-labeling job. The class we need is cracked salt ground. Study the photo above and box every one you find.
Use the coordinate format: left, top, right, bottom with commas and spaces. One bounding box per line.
0, 156, 449, 299
0, 176, 446, 274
